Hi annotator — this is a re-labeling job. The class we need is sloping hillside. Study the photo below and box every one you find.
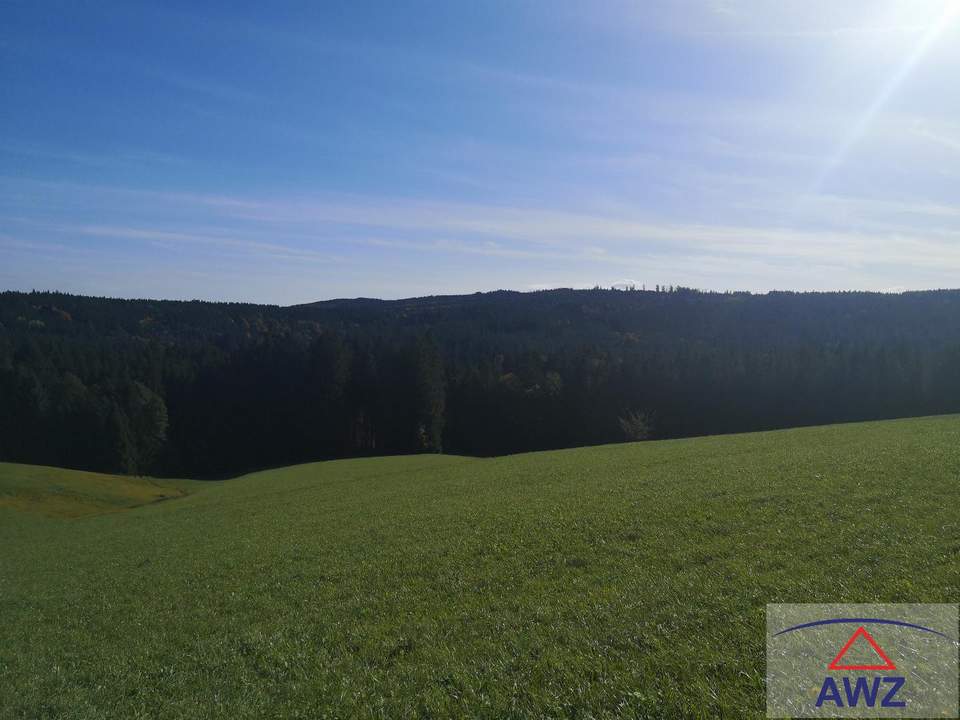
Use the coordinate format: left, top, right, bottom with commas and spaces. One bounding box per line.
2, 416, 960, 718
0, 463, 194, 517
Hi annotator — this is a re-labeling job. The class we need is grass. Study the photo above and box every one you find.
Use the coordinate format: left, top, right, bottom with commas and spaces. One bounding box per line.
0, 463, 191, 518
2, 415, 960, 718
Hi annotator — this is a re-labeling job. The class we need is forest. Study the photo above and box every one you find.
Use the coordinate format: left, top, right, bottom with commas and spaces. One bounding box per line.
3, 286, 960, 477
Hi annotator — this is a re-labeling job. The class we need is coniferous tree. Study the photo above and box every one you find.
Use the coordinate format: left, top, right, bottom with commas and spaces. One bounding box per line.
121, 381, 168, 474
413, 335, 445, 452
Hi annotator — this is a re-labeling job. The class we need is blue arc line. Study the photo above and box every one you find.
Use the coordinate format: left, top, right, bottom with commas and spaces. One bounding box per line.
774, 618, 953, 641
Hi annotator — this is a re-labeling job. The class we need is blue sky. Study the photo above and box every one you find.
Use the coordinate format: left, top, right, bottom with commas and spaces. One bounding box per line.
2, 0, 959, 303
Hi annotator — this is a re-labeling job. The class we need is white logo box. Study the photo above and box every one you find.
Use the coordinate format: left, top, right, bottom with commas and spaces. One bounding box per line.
766, 603, 958, 718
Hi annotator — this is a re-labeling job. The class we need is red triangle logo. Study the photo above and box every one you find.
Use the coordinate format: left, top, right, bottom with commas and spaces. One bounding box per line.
828, 626, 897, 671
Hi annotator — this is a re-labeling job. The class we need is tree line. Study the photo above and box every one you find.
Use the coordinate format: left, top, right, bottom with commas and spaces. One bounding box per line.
3, 287, 960, 477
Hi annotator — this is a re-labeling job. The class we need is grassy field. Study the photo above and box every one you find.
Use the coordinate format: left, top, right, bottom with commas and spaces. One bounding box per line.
3, 416, 960, 718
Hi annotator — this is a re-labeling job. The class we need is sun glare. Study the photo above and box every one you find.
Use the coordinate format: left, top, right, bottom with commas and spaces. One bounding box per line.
812, 0, 960, 191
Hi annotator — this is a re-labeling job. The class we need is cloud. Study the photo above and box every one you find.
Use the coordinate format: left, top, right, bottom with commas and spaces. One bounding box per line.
0, 143, 185, 170
7, 178, 958, 296
72, 225, 342, 264
913, 124, 960, 154
142, 69, 264, 106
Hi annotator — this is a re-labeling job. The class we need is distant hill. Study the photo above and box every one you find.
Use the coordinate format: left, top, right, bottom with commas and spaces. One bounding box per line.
4, 287, 960, 476
3, 415, 960, 717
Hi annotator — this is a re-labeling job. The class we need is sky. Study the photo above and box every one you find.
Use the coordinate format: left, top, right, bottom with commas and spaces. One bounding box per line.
2, 0, 960, 304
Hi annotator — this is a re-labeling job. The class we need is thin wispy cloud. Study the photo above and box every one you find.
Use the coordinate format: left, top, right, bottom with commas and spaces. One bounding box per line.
6, 178, 960, 302
72, 225, 343, 264
913, 125, 960, 154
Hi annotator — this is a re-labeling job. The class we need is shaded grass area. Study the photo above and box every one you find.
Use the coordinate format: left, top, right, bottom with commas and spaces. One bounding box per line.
2, 416, 960, 718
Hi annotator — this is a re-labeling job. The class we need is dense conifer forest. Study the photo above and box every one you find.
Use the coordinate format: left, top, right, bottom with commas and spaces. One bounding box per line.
3, 287, 960, 477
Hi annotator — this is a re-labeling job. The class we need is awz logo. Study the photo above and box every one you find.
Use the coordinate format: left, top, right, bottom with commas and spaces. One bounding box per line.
814, 626, 904, 709
766, 604, 959, 718
816, 675, 905, 710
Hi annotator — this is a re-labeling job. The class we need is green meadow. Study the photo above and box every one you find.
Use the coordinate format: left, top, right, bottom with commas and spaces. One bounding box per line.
3, 415, 960, 718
